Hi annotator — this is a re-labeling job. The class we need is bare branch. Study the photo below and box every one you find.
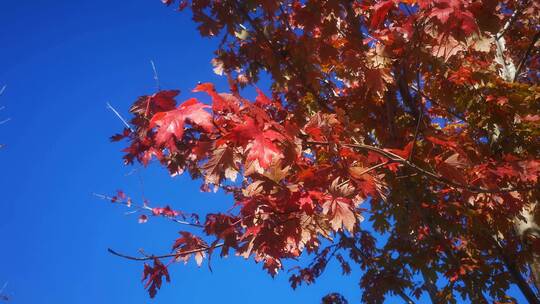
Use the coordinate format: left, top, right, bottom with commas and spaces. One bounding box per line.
93, 193, 203, 228
0, 85, 9, 148
106, 102, 134, 132
150, 60, 161, 91
108, 243, 224, 261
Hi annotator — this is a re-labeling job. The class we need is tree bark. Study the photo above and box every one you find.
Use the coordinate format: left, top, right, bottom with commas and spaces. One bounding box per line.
494, 23, 540, 300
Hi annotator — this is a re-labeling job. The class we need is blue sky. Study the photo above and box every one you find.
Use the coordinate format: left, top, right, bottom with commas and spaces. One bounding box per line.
0, 1, 528, 303
0, 1, 362, 303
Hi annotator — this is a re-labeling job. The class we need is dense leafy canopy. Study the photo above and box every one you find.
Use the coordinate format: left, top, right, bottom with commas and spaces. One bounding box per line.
108, 0, 540, 303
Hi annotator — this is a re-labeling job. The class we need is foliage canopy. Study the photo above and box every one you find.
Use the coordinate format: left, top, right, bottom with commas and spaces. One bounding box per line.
108, 0, 540, 303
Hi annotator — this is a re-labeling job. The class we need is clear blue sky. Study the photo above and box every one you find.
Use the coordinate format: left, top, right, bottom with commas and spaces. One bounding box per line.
0, 1, 360, 303
0, 1, 527, 303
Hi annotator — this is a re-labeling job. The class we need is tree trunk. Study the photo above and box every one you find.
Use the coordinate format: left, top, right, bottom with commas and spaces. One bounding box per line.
494, 27, 540, 300
514, 201, 540, 294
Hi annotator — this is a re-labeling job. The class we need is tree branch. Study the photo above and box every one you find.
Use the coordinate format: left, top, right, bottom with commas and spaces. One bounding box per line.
409, 84, 466, 122
513, 31, 540, 82
0, 85, 10, 127
408, 100, 423, 161
353, 161, 392, 177
420, 269, 440, 303
306, 140, 533, 194
93, 193, 203, 228
108, 243, 224, 261
492, 236, 540, 304
496, 4, 524, 41
150, 60, 161, 91
106, 102, 134, 132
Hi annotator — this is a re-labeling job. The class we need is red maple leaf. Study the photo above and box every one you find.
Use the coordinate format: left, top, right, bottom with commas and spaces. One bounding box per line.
193, 82, 240, 112
142, 259, 170, 298
130, 90, 179, 117
172, 231, 208, 266
370, 0, 395, 28
247, 131, 283, 169
150, 98, 213, 145
225, 117, 284, 169
322, 198, 357, 232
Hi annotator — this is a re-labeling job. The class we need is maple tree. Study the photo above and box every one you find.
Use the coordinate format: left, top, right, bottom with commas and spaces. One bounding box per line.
106, 0, 540, 303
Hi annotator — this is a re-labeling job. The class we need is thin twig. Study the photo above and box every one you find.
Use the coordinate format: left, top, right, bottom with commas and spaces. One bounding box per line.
93, 193, 203, 228
106, 102, 134, 132
513, 31, 540, 82
0, 85, 10, 127
108, 243, 224, 261
353, 161, 392, 177
409, 84, 465, 122
409, 66, 424, 161
337, 160, 392, 196
409, 106, 423, 161
150, 60, 161, 91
